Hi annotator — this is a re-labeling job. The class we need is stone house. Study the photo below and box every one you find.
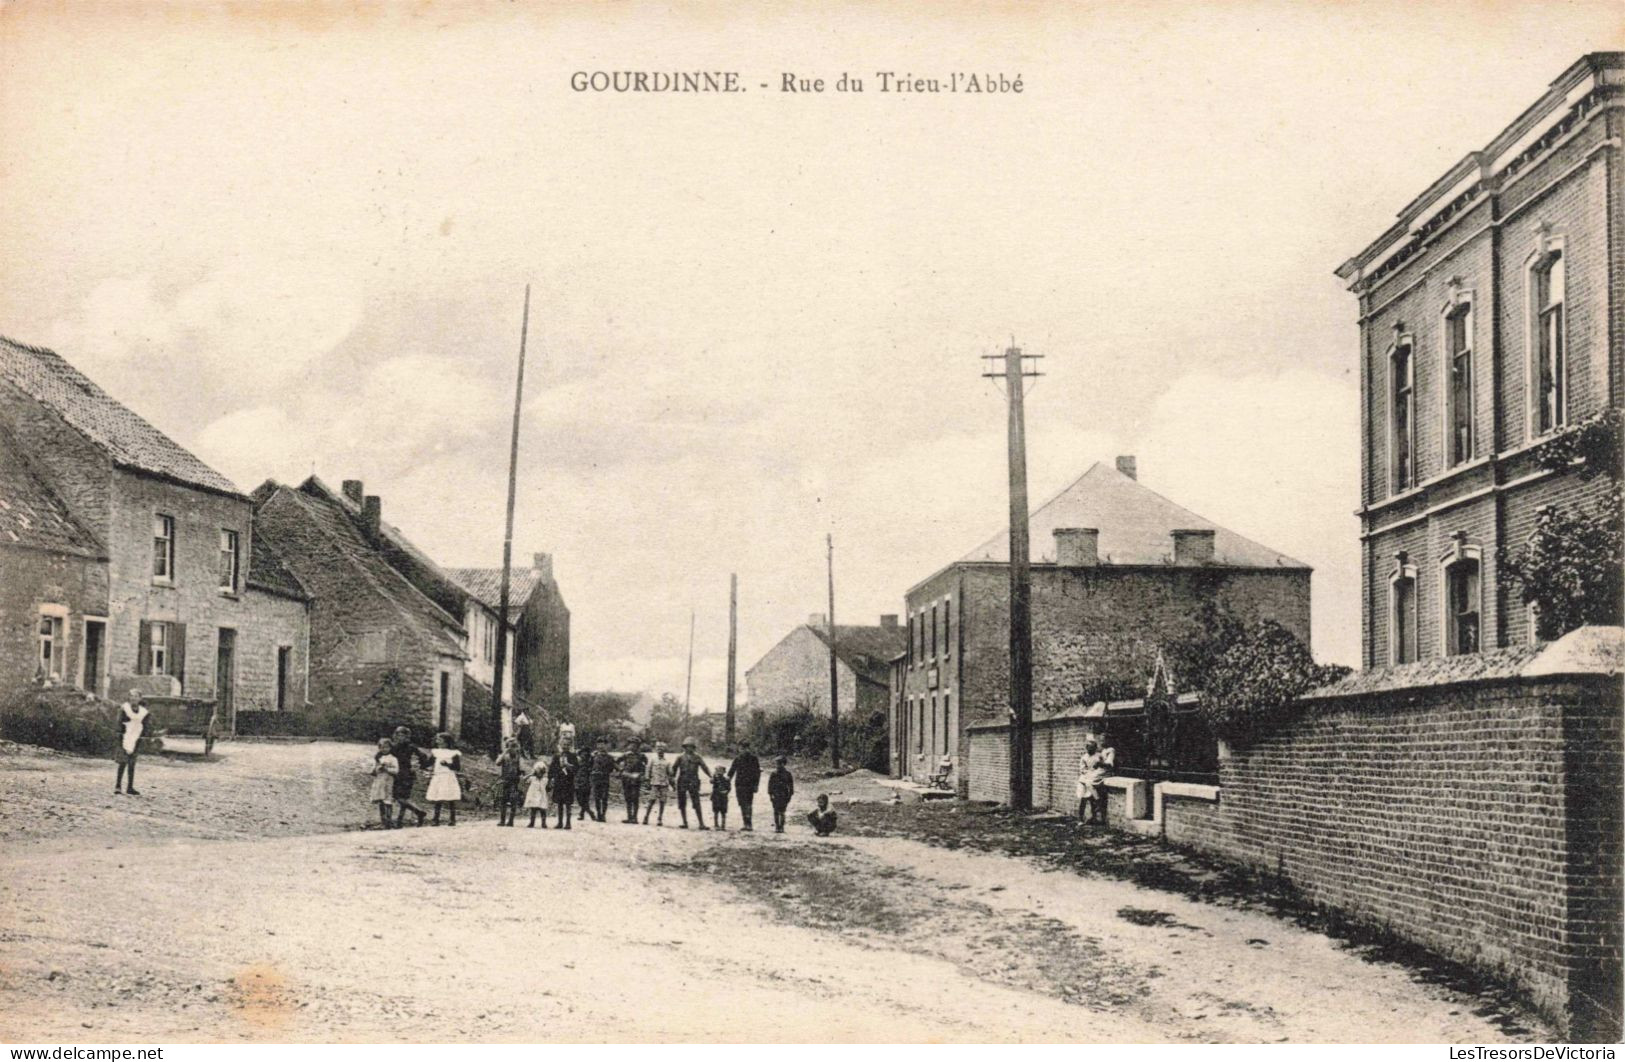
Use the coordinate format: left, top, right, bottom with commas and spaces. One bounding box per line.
0, 336, 310, 722
251, 476, 466, 737
1335, 51, 1623, 666
446, 552, 571, 722
745, 614, 908, 722
891, 456, 1311, 790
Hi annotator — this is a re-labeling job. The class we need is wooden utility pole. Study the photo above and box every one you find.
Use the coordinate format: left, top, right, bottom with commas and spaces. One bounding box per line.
683, 608, 695, 720
725, 574, 738, 745
489, 285, 530, 758
827, 532, 840, 769
983, 342, 1042, 810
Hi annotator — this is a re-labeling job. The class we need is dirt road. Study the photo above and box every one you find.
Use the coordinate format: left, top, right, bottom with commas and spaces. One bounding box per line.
0, 741, 1549, 1043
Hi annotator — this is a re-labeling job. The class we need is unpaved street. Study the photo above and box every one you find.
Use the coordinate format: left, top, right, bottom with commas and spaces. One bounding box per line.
0, 741, 1549, 1043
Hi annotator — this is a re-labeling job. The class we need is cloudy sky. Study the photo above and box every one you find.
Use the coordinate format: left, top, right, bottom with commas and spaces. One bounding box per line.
1, 2, 1618, 703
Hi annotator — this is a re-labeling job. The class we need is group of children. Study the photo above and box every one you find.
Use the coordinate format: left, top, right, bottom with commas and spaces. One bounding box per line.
368, 730, 834, 836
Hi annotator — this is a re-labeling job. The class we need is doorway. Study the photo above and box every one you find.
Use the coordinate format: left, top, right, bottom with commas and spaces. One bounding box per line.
216, 629, 236, 729
437, 671, 450, 733
82, 619, 106, 696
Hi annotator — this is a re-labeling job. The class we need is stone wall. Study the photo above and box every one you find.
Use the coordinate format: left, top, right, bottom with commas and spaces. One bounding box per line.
0, 546, 110, 694
745, 625, 860, 718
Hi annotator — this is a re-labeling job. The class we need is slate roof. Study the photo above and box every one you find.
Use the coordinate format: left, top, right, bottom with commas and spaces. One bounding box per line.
245, 531, 308, 601
958, 461, 1308, 571
446, 567, 546, 617
0, 425, 103, 557
0, 335, 242, 497
805, 623, 910, 687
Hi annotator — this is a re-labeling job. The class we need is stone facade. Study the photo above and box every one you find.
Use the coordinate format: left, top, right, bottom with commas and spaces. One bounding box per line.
446, 553, 571, 724
0, 547, 110, 695
1337, 53, 1624, 667
745, 617, 904, 725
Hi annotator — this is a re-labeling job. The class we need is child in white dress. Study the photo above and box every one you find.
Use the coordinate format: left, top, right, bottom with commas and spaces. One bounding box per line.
523, 759, 550, 828
367, 737, 397, 828
426, 732, 463, 826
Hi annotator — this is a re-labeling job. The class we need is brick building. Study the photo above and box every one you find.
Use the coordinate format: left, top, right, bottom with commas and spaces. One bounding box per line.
0, 336, 310, 722
1335, 52, 1623, 667
745, 614, 907, 722
251, 476, 466, 737
892, 457, 1311, 790
447, 552, 571, 722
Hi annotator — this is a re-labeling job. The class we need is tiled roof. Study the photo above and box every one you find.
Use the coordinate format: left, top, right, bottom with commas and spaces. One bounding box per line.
959, 462, 1308, 570
806, 623, 910, 687
0, 425, 103, 557
0, 336, 241, 497
446, 567, 546, 616
245, 530, 308, 601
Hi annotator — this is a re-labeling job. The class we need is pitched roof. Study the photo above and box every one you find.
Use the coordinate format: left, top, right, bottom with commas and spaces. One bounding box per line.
257, 482, 466, 658
806, 623, 910, 687
445, 567, 546, 616
958, 461, 1308, 571
0, 425, 103, 557
245, 530, 308, 601
0, 335, 241, 497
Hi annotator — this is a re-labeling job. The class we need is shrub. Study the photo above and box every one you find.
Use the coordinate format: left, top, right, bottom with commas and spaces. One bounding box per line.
0, 684, 159, 756
1196, 620, 1351, 746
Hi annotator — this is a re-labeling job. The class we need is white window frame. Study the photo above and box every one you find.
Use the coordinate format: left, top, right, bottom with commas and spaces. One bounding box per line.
218, 529, 240, 594
1388, 555, 1419, 666
1440, 292, 1476, 468
37, 605, 68, 681
153, 514, 175, 583
1524, 235, 1568, 440
1387, 334, 1417, 492
149, 621, 169, 675
1440, 539, 1484, 657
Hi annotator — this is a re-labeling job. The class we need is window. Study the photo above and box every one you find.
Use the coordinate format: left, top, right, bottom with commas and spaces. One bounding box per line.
943, 597, 952, 657
915, 698, 924, 754
1390, 562, 1418, 665
1532, 251, 1566, 435
1445, 554, 1482, 656
149, 621, 169, 674
37, 614, 63, 680
930, 602, 939, 660
218, 529, 239, 593
1446, 303, 1474, 465
942, 693, 952, 757
1391, 341, 1415, 490
153, 514, 175, 582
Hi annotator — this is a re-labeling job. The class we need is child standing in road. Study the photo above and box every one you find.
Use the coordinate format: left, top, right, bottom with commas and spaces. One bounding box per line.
767, 756, 794, 834
523, 758, 550, 828
426, 732, 463, 826
643, 743, 672, 825
367, 737, 397, 829
710, 767, 732, 831
495, 737, 524, 827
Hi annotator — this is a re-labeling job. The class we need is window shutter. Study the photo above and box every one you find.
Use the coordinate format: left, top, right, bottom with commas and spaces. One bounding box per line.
170, 623, 187, 685
137, 622, 152, 676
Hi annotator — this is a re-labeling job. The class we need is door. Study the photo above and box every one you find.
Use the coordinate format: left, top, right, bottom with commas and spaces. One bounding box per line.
216, 629, 236, 728
437, 671, 450, 732
82, 619, 106, 696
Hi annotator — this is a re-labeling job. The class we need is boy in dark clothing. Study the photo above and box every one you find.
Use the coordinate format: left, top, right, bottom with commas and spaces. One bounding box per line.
589, 738, 618, 823
390, 727, 432, 827
807, 793, 838, 836
495, 737, 524, 827
767, 756, 794, 833
728, 742, 762, 832
710, 769, 731, 830
672, 739, 712, 829
549, 742, 580, 829
617, 740, 648, 823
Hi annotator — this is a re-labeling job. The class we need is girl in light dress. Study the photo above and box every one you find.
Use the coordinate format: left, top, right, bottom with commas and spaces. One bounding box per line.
367, 737, 398, 828
523, 757, 550, 828
426, 732, 463, 826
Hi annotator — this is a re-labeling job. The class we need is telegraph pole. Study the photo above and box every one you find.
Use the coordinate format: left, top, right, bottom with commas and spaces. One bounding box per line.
683, 608, 695, 721
982, 341, 1042, 810
827, 533, 840, 769
489, 284, 530, 758
725, 574, 738, 745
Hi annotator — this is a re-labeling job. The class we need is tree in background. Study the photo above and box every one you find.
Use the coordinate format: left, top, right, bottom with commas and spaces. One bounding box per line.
646, 692, 687, 747
1502, 408, 1623, 641
563, 691, 636, 748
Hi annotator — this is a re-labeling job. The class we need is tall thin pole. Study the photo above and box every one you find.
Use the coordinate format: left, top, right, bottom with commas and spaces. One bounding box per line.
489, 284, 530, 758
726, 574, 738, 745
983, 342, 1041, 810
827, 533, 840, 769
683, 608, 695, 720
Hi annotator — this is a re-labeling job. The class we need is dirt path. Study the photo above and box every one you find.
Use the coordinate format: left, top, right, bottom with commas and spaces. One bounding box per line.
0, 742, 1550, 1043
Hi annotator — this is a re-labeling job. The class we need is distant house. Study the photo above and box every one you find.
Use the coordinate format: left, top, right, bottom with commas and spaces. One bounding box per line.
446, 553, 570, 721
0, 336, 310, 723
251, 476, 467, 737
745, 614, 908, 724
892, 456, 1311, 790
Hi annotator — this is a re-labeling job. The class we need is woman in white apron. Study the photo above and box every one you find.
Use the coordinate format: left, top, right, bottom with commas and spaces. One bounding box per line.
115, 690, 150, 795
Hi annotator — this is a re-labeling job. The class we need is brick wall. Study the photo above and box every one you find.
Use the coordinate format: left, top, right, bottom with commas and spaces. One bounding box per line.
968, 641, 1623, 1039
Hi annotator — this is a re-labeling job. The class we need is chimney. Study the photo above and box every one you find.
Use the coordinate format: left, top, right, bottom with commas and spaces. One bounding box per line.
1054, 527, 1100, 566
1171, 529, 1215, 566
808, 613, 827, 627
1115, 455, 1137, 480
341, 479, 364, 505
532, 552, 553, 581
362, 495, 382, 539
880, 614, 899, 629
